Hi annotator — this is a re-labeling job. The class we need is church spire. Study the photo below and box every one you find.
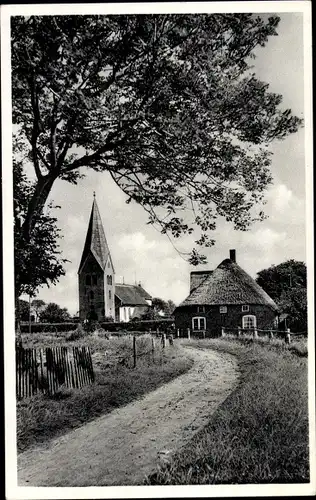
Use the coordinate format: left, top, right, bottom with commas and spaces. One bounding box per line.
78, 196, 114, 273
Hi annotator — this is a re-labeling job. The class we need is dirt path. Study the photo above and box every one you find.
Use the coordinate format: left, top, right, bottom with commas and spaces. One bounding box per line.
18, 346, 239, 487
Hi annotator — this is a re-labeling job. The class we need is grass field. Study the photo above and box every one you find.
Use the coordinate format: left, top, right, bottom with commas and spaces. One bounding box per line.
147, 337, 309, 485
17, 332, 194, 452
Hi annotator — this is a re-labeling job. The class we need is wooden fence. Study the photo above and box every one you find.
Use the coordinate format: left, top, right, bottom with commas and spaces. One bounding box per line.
16, 345, 95, 399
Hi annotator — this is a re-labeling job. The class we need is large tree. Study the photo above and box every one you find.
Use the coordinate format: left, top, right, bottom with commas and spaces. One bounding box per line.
256, 260, 307, 332
12, 14, 302, 263
14, 138, 66, 300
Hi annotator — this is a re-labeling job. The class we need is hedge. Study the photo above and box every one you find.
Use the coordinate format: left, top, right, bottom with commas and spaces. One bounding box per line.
19, 322, 78, 333
19, 318, 174, 334
100, 318, 174, 333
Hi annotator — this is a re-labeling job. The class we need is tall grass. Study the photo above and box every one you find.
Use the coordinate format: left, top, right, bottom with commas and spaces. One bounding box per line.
17, 335, 193, 452
147, 338, 309, 485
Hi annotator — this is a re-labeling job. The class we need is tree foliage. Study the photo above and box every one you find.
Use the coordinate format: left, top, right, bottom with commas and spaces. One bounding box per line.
142, 297, 176, 319
39, 302, 71, 323
12, 14, 302, 263
14, 138, 67, 298
31, 298, 46, 311
18, 299, 30, 321
256, 260, 307, 301
256, 260, 307, 332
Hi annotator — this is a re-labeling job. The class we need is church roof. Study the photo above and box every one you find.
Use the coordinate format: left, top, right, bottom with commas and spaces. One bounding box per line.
115, 284, 152, 306
78, 197, 113, 273
177, 258, 278, 310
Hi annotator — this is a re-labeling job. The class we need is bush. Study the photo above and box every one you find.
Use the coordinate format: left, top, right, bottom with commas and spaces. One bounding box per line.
65, 324, 86, 341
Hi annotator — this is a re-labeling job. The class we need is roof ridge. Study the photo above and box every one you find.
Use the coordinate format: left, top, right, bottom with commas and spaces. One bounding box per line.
178, 258, 278, 310
78, 198, 113, 273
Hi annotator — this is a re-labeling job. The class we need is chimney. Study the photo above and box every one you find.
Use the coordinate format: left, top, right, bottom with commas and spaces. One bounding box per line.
229, 249, 236, 262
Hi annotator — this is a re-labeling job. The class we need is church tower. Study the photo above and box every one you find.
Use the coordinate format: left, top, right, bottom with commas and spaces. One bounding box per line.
78, 195, 115, 321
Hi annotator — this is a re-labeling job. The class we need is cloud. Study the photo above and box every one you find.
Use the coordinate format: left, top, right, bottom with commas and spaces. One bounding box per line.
114, 231, 189, 304
269, 184, 293, 211
66, 214, 87, 240
265, 183, 305, 226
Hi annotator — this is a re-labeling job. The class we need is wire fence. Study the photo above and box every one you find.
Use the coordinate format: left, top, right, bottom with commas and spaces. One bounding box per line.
115, 333, 175, 368
174, 326, 307, 342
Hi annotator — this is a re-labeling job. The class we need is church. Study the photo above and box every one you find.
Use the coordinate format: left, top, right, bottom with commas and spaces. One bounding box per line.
78, 195, 152, 322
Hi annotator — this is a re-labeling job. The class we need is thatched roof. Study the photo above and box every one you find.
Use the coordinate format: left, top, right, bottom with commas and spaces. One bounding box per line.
115, 284, 152, 306
78, 198, 113, 273
178, 258, 278, 310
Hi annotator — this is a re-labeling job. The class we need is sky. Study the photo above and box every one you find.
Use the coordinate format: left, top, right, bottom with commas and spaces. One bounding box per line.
20, 12, 307, 315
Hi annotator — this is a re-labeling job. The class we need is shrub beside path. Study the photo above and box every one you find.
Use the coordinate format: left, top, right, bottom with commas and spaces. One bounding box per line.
18, 346, 239, 487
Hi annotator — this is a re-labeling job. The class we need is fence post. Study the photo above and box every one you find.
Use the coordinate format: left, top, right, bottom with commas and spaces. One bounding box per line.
177, 328, 180, 338
285, 329, 291, 344
269, 330, 274, 341
221, 327, 225, 337
162, 333, 166, 348
253, 329, 258, 340
152, 337, 155, 361
237, 327, 241, 338
28, 294, 32, 335
187, 328, 191, 340
133, 335, 137, 368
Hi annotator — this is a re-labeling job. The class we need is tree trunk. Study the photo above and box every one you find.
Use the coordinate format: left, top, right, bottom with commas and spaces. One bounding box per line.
15, 294, 22, 346
22, 173, 57, 241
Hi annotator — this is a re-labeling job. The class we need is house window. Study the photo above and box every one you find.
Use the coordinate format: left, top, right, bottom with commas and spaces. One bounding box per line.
109, 290, 112, 300
86, 275, 91, 286
192, 317, 206, 331
92, 275, 97, 285
242, 315, 256, 330
88, 290, 94, 302
107, 275, 113, 285
242, 305, 249, 312
197, 305, 205, 313
220, 306, 227, 314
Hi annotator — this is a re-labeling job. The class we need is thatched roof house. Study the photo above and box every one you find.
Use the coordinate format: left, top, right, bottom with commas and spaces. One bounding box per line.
174, 250, 278, 337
